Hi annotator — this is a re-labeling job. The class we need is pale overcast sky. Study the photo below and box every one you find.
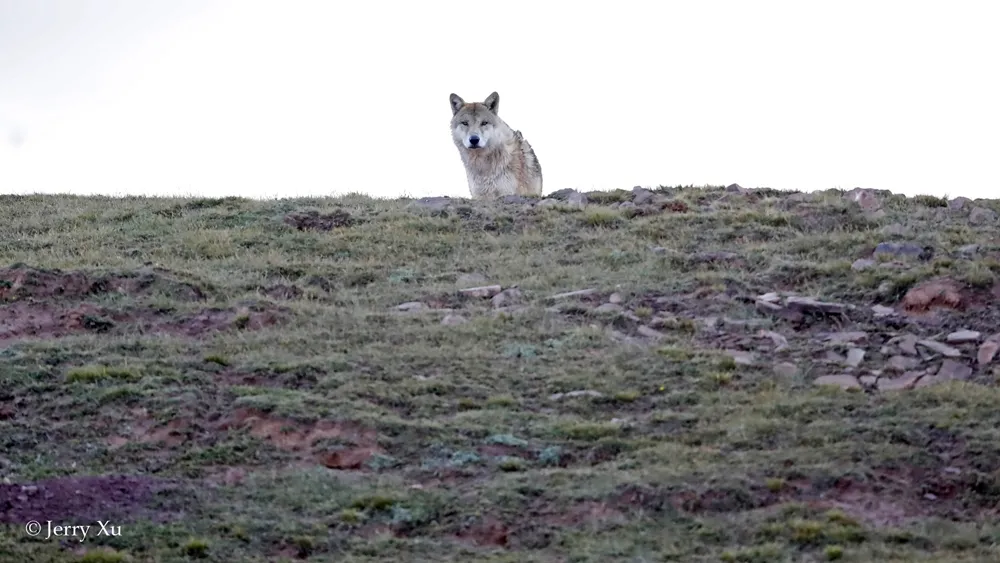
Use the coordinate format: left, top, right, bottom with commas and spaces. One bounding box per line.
1, 0, 997, 200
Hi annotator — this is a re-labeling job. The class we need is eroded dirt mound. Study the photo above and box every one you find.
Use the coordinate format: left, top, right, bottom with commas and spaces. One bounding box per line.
0, 474, 185, 525
0, 265, 206, 302
283, 209, 355, 231
0, 265, 286, 343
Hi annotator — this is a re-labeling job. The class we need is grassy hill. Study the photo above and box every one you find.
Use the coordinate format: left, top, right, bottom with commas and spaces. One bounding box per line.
1, 185, 999, 562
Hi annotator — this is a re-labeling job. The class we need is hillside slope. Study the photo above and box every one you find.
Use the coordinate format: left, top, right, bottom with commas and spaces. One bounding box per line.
1, 185, 999, 562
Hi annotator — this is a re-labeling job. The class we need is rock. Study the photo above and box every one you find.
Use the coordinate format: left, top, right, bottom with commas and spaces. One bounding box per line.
757, 292, 781, 304
441, 314, 467, 326
978, 334, 1000, 364
825, 331, 868, 345
873, 242, 932, 260
537, 198, 560, 207
566, 191, 588, 208
594, 303, 623, 314
948, 196, 971, 210
887, 355, 921, 372
608, 292, 623, 304
933, 359, 973, 381
725, 350, 755, 366
844, 188, 882, 211
901, 277, 964, 313
957, 244, 981, 256
871, 305, 895, 317
397, 301, 425, 312
459, 285, 503, 298
859, 375, 877, 386
846, 348, 866, 368
969, 206, 998, 224
501, 195, 534, 205
889, 334, 919, 356
758, 330, 789, 351
917, 339, 962, 358
814, 375, 861, 390
549, 288, 598, 300
491, 288, 524, 308
785, 296, 853, 315
632, 188, 655, 205
946, 330, 981, 344
726, 183, 746, 193
852, 259, 876, 271
619, 201, 636, 210
774, 362, 799, 378
457, 273, 489, 287
549, 390, 603, 401
877, 370, 925, 391
637, 326, 665, 339
411, 196, 453, 212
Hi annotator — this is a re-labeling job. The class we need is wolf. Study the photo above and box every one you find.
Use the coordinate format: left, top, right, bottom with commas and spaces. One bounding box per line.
449, 91, 543, 199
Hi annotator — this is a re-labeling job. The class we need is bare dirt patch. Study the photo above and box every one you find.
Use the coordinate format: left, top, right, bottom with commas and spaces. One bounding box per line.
283, 209, 355, 231
0, 474, 185, 525
0, 265, 206, 302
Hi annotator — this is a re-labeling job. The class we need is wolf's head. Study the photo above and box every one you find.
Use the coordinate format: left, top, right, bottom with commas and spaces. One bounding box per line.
449, 92, 506, 151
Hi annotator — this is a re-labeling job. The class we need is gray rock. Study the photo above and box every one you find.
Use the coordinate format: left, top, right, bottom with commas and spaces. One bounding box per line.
814, 375, 861, 390
594, 303, 623, 314
969, 206, 998, 224
491, 288, 524, 308
946, 330, 981, 344
887, 355, 921, 372
566, 191, 588, 208
852, 259, 876, 271
725, 349, 755, 366
846, 348, 866, 367
549, 288, 598, 300
549, 390, 604, 400
877, 370, 925, 391
773, 362, 799, 378
397, 301, 426, 312
637, 326, 666, 339
537, 198, 560, 207
917, 339, 962, 358
978, 334, 1000, 364
632, 188, 655, 205
608, 292, 623, 304
949, 196, 971, 210
441, 314, 468, 326
459, 285, 503, 298
957, 244, 981, 256
871, 305, 895, 317
873, 242, 932, 260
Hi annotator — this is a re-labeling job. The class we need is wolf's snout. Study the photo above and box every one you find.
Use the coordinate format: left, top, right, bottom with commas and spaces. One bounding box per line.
468, 135, 480, 147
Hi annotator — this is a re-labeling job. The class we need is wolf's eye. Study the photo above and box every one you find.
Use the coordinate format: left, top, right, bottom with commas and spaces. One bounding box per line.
460, 121, 469, 126
481, 121, 489, 127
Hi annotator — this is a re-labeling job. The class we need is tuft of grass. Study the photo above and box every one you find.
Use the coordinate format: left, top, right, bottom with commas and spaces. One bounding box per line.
581, 208, 625, 228
65, 365, 140, 383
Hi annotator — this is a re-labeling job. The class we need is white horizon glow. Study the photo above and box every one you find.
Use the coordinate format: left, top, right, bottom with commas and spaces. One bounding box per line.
1, 0, 997, 200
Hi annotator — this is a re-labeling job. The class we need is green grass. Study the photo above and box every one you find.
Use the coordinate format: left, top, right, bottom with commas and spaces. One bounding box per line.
1, 186, 999, 562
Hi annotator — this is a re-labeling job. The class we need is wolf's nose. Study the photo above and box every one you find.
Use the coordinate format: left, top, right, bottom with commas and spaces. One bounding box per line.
469, 135, 480, 146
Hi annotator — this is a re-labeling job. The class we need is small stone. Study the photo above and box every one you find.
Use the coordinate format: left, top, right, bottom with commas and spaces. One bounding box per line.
924, 493, 938, 501
457, 273, 488, 287
871, 305, 895, 317
969, 206, 998, 224
825, 331, 868, 344
549, 390, 603, 401
814, 375, 861, 390
887, 355, 921, 372
397, 301, 425, 312
917, 339, 962, 358
758, 330, 789, 351
957, 244, 980, 256
608, 293, 623, 304
594, 303, 623, 314
845, 348, 866, 367
877, 370, 925, 391
459, 285, 503, 298
891, 334, 919, 356
852, 259, 876, 271
859, 375, 877, 386
934, 359, 973, 381
978, 334, 1000, 364
491, 288, 524, 309
773, 362, 799, 378
549, 288, 597, 300
637, 326, 665, 339
946, 330, 981, 344
725, 350, 755, 366
441, 314, 467, 326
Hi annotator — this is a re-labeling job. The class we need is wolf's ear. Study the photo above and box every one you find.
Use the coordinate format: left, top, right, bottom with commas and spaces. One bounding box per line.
484, 91, 499, 114
449, 94, 465, 115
